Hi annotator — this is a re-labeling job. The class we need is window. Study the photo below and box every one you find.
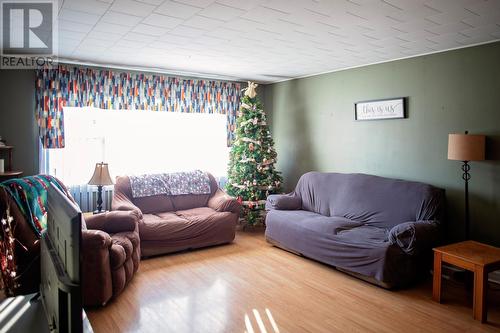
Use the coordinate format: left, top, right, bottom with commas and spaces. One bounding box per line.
45, 107, 229, 186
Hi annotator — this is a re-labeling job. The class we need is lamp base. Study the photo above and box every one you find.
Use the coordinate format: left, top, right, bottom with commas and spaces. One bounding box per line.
93, 210, 107, 215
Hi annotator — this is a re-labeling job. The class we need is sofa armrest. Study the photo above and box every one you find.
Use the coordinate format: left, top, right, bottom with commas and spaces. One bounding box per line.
389, 220, 440, 255
81, 229, 113, 306
111, 191, 143, 218
266, 193, 302, 211
82, 229, 112, 249
208, 189, 241, 214
85, 210, 140, 234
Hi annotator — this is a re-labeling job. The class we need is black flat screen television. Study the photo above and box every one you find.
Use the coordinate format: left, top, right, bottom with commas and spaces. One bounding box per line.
40, 184, 83, 333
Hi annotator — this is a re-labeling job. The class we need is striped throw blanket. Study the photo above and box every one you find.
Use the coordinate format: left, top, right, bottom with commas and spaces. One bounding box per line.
0, 175, 70, 237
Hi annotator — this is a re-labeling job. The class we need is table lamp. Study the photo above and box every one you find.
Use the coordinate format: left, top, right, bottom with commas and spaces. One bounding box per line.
88, 162, 114, 214
447, 131, 485, 239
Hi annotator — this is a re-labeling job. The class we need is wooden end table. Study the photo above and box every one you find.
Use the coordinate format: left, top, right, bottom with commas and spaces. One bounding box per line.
433, 240, 500, 323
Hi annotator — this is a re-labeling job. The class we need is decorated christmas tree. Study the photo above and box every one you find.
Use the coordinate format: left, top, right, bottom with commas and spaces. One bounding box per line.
226, 82, 282, 226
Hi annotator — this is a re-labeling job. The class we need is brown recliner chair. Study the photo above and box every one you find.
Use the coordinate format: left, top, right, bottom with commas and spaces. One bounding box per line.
0, 185, 140, 307
82, 210, 140, 306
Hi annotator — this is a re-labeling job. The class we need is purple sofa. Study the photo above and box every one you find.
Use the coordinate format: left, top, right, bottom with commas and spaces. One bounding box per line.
265, 172, 445, 288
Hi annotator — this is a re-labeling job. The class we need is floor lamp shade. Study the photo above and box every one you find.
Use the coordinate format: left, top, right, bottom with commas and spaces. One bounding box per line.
88, 162, 113, 213
447, 132, 485, 240
448, 133, 485, 161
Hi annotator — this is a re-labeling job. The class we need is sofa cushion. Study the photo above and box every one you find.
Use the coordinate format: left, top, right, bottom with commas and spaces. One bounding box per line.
140, 208, 236, 249
265, 209, 411, 285
133, 195, 175, 214
265, 210, 363, 235
140, 213, 190, 241
176, 207, 219, 223
335, 225, 389, 244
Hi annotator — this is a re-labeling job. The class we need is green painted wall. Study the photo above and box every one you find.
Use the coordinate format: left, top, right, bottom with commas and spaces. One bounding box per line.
263, 42, 500, 245
0, 69, 38, 176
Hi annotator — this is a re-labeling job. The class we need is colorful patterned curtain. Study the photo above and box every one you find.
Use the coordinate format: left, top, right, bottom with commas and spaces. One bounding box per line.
35, 65, 241, 148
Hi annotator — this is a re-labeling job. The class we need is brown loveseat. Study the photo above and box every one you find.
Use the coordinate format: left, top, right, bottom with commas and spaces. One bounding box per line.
112, 173, 240, 257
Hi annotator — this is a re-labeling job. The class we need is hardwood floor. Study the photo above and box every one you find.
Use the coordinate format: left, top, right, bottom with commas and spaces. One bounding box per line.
87, 231, 500, 333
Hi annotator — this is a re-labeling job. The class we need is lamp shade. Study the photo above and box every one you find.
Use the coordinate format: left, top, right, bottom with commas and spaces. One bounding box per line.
88, 162, 114, 186
448, 133, 485, 161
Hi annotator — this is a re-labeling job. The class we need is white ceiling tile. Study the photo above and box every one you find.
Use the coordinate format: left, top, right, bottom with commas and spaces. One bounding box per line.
86, 31, 124, 42
93, 22, 132, 35
174, 0, 215, 8
58, 38, 82, 47
123, 32, 160, 43
102, 11, 144, 27
157, 33, 192, 44
114, 39, 149, 48
380, 0, 427, 10
396, 29, 437, 40
79, 38, 111, 48
428, 22, 473, 35
426, 8, 477, 25
169, 25, 206, 37
59, 29, 87, 41
205, 27, 245, 40
144, 13, 183, 29
62, 0, 111, 15
261, 0, 304, 14
490, 29, 500, 38
215, 0, 266, 11
466, 1, 500, 16
392, 19, 441, 32
198, 3, 245, 21
423, 0, 476, 13
110, 0, 156, 17
58, 20, 94, 33
462, 10, 500, 27
241, 6, 290, 24
73, 46, 107, 56
461, 23, 500, 38
59, 9, 101, 25
223, 18, 264, 31
132, 24, 169, 36
155, 1, 202, 19
456, 34, 498, 45
135, 0, 165, 5
183, 15, 224, 30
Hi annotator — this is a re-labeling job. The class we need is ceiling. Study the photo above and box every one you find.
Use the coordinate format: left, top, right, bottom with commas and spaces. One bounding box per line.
56, 0, 500, 83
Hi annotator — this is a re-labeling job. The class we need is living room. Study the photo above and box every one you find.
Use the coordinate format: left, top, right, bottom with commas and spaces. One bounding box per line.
0, 0, 500, 332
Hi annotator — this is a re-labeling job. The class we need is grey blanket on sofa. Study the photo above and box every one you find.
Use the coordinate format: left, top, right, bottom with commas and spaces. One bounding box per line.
129, 170, 211, 198
265, 172, 444, 288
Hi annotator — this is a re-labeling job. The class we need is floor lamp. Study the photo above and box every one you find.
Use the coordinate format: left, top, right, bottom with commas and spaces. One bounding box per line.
88, 162, 114, 214
447, 131, 485, 240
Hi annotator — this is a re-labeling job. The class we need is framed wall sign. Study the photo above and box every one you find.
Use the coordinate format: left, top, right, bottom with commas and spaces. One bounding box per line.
354, 97, 407, 121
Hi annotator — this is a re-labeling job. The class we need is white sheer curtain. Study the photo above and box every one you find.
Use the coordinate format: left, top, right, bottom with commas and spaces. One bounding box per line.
45, 107, 229, 186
